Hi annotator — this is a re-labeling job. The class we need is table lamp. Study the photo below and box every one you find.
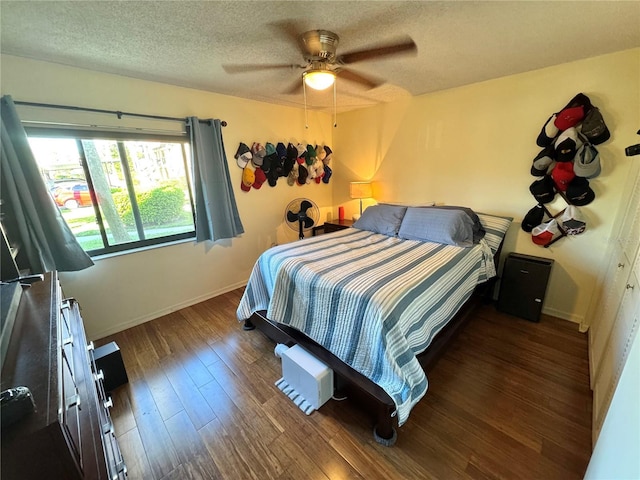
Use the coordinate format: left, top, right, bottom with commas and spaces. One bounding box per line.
349, 181, 372, 219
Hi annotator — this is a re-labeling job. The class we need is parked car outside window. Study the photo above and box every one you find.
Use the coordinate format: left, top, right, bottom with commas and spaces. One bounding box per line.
52, 182, 93, 209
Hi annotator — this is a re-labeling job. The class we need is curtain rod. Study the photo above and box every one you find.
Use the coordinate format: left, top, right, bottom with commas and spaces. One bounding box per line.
14, 101, 227, 127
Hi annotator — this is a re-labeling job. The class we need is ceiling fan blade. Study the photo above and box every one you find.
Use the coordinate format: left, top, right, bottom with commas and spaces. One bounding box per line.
337, 37, 417, 65
287, 211, 299, 223
222, 64, 303, 74
267, 20, 307, 52
335, 68, 384, 90
283, 78, 303, 95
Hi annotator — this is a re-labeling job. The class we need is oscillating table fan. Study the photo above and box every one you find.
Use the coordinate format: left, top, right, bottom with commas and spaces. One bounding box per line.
285, 198, 320, 240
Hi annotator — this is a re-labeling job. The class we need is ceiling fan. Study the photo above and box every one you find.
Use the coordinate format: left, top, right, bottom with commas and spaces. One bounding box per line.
222, 29, 417, 94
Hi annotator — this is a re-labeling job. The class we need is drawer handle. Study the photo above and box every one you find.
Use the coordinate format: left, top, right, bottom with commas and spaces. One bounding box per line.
63, 335, 74, 346
94, 370, 105, 382
111, 462, 127, 479
104, 397, 113, 409
627, 284, 635, 290
618, 263, 625, 268
102, 421, 114, 435
67, 394, 81, 411
87, 341, 95, 352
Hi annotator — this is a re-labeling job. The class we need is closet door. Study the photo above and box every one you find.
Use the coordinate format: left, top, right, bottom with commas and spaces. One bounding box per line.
593, 252, 639, 437
617, 168, 640, 263
590, 166, 640, 442
589, 244, 627, 386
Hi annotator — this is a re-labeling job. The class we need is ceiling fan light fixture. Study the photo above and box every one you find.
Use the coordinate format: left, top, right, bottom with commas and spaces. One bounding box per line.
303, 69, 336, 90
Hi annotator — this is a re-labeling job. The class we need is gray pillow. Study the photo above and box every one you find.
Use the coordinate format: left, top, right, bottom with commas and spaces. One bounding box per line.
428, 206, 486, 244
382, 204, 484, 243
353, 204, 407, 236
397, 207, 475, 247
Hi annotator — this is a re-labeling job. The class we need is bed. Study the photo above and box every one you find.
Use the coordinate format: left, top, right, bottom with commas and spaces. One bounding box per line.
237, 205, 512, 445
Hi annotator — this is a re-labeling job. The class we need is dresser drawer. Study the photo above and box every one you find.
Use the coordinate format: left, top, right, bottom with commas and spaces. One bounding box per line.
60, 300, 83, 468
60, 346, 82, 468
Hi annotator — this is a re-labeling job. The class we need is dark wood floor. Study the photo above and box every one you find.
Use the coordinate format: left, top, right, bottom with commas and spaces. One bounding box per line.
99, 288, 592, 479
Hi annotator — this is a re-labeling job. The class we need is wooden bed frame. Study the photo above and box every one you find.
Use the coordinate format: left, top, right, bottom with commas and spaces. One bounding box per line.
243, 243, 504, 446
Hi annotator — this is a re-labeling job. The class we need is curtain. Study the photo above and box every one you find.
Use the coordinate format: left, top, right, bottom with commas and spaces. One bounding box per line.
0, 95, 94, 274
188, 117, 244, 242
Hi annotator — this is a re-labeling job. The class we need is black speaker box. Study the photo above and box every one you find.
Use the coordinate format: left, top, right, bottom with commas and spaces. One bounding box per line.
94, 341, 128, 392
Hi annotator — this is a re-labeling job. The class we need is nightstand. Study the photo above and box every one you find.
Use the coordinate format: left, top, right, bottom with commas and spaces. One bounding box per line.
312, 219, 354, 236
497, 253, 554, 322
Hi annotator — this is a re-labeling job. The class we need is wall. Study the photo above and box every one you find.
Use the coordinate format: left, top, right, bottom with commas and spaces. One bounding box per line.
333, 48, 640, 325
0, 54, 335, 339
2, 49, 638, 336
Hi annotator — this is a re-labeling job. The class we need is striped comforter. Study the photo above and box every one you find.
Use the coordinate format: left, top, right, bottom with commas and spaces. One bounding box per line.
237, 226, 501, 425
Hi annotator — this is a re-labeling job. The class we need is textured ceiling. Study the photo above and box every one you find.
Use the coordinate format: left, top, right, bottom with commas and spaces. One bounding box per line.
1, 1, 639, 113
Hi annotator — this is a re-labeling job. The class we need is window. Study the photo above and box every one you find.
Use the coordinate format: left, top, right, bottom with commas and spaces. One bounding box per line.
27, 128, 195, 255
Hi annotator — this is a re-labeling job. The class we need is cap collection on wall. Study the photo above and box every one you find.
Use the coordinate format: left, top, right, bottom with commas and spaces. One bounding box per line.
525, 92, 610, 247
235, 142, 333, 192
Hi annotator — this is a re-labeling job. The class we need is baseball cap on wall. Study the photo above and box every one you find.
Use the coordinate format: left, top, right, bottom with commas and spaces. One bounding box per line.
551, 162, 575, 192
561, 205, 586, 235
522, 204, 545, 232
531, 146, 555, 176
581, 107, 610, 145
529, 175, 556, 204
537, 114, 560, 147
235, 142, 252, 168
566, 177, 595, 206
532, 219, 561, 246
574, 143, 602, 179
554, 127, 583, 162
554, 106, 584, 131
241, 164, 256, 192
561, 93, 593, 114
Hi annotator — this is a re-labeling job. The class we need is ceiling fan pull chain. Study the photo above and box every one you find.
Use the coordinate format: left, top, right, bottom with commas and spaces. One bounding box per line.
333, 81, 337, 128
303, 80, 309, 129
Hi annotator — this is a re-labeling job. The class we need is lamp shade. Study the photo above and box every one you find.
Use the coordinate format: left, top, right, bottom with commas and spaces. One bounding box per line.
303, 70, 336, 90
349, 182, 372, 199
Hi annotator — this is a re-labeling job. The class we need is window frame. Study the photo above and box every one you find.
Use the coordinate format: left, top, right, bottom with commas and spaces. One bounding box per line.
26, 126, 196, 256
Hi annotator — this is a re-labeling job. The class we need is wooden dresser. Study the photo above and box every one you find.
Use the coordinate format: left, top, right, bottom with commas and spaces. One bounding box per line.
0, 272, 126, 479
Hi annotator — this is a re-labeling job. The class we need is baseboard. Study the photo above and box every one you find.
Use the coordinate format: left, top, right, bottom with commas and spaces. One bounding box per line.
90, 283, 584, 340
90, 280, 248, 341
542, 306, 584, 325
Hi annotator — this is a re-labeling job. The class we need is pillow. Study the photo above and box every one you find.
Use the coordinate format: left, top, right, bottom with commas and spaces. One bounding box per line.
397, 207, 475, 247
353, 204, 407, 236
427, 206, 486, 244
380, 201, 436, 207
476, 213, 513, 254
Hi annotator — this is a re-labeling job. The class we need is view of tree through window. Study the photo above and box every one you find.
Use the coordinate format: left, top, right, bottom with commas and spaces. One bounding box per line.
27, 129, 195, 255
